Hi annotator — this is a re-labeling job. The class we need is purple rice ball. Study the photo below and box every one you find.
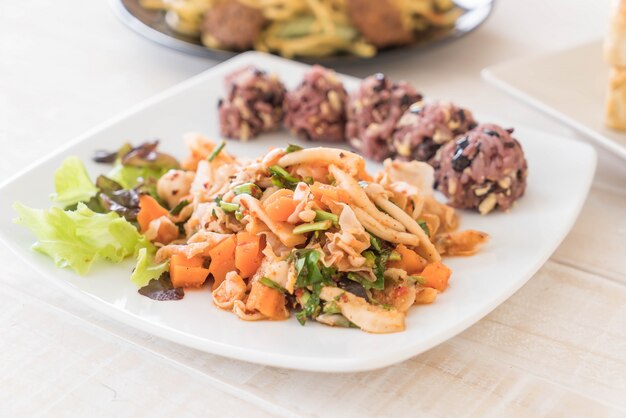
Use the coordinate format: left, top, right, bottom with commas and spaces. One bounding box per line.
391, 101, 477, 163
346, 73, 422, 161
434, 123, 528, 214
218, 66, 286, 141
283, 65, 348, 142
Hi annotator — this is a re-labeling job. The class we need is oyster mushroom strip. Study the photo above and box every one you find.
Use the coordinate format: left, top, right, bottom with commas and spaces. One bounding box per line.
277, 147, 366, 178
364, 183, 441, 262
235, 194, 307, 248
328, 164, 406, 232
319, 286, 405, 333
352, 207, 419, 246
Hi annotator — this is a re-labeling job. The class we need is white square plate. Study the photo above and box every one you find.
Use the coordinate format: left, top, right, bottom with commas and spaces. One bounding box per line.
0, 52, 597, 372
482, 40, 626, 161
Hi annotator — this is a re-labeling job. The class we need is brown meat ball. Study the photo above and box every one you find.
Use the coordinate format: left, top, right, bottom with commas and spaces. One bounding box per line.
346, 0, 414, 48
201, 1, 266, 51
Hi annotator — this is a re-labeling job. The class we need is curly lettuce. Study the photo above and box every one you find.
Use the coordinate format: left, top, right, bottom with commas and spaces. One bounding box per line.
50, 156, 99, 207
13, 202, 151, 275
131, 247, 169, 287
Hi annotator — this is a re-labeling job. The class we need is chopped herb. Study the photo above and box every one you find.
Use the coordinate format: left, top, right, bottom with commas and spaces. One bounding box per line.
322, 300, 341, 314
169, 199, 190, 215
219, 201, 240, 212
369, 234, 382, 252
388, 251, 401, 261
285, 144, 303, 153
233, 182, 262, 199
314, 209, 338, 224
259, 277, 287, 294
268, 165, 311, 189
207, 140, 226, 162
407, 275, 426, 285
296, 283, 322, 325
362, 250, 376, 267
293, 220, 332, 234
234, 207, 244, 221
292, 249, 334, 289
418, 219, 430, 237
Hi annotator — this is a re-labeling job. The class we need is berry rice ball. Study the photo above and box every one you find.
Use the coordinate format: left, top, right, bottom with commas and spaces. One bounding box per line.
391, 101, 477, 163
434, 123, 528, 214
218, 66, 286, 141
346, 73, 422, 161
283, 65, 348, 142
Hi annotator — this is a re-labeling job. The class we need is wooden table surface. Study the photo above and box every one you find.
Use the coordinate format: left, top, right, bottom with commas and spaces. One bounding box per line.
1, 1, 625, 417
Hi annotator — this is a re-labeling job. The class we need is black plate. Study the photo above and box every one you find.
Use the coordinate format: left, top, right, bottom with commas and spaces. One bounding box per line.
110, 0, 495, 64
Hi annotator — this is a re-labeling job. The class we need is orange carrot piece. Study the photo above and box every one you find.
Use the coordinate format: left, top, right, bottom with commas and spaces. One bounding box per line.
235, 231, 264, 278
208, 235, 237, 289
170, 254, 205, 268
264, 189, 298, 222
137, 195, 169, 233
310, 182, 350, 203
170, 265, 209, 288
246, 280, 286, 320
421, 262, 452, 292
387, 244, 428, 275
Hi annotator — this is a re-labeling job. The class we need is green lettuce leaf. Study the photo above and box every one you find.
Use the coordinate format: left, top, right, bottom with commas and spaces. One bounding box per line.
13, 202, 151, 275
51, 156, 99, 207
107, 162, 166, 190
131, 247, 169, 288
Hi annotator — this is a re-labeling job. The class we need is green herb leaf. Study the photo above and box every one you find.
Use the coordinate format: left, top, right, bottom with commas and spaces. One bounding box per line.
314, 209, 338, 224
233, 183, 262, 199
292, 220, 332, 234
169, 199, 190, 215
207, 140, 226, 162
259, 277, 287, 294
219, 201, 240, 212
285, 144, 303, 153
418, 219, 430, 237
322, 300, 342, 314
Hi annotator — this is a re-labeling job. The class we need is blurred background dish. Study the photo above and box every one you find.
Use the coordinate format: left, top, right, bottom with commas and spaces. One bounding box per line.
110, 0, 494, 63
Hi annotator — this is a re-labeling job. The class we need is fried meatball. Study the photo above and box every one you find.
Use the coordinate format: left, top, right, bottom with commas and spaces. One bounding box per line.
392, 102, 477, 163
283, 65, 348, 142
346, 73, 422, 161
201, 0, 266, 51
434, 124, 528, 214
218, 66, 286, 140
346, 0, 414, 48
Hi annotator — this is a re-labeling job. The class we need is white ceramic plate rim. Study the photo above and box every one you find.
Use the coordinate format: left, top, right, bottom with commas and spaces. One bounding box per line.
0, 52, 597, 372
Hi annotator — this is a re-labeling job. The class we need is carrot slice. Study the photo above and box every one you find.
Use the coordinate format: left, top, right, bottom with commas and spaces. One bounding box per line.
235, 231, 264, 279
170, 265, 209, 288
169, 254, 209, 288
387, 244, 428, 275
421, 262, 452, 292
246, 280, 286, 320
137, 195, 169, 233
207, 235, 237, 289
264, 189, 299, 222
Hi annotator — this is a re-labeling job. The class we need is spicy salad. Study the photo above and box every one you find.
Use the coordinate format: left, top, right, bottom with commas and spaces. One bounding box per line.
14, 134, 488, 333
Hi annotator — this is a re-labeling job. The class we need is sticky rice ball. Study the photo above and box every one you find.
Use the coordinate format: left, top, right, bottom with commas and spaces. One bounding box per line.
346, 73, 422, 161
434, 123, 528, 214
218, 66, 286, 140
283, 65, 348, 142
391, 102, 477, 162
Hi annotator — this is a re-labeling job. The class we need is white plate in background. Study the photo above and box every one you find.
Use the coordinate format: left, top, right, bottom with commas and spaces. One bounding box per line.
0, 52, 597, 372
482, 40, 626, 161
